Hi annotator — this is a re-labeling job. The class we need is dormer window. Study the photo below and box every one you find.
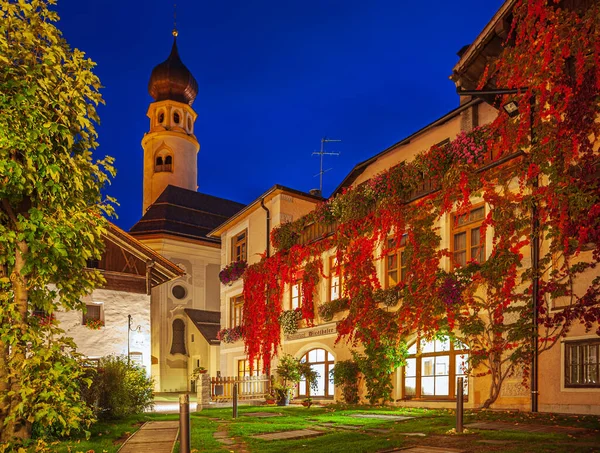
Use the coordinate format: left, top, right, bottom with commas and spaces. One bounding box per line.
173, 112, 180, 124
155, 152, 173, 173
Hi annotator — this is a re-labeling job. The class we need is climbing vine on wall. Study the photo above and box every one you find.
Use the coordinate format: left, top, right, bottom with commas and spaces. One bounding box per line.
242, 0, 600, 407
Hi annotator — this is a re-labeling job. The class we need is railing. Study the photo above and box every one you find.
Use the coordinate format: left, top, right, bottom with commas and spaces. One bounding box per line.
298, 221, 338, 246
210, 375, 271, 401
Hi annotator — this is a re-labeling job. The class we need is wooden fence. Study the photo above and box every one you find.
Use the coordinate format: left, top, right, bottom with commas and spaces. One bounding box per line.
210, 375, 271, 401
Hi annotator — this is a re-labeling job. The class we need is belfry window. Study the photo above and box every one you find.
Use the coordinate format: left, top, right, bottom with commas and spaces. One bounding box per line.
170, 319, 186, 355
158, 111, 164, 124
173, 112, 180, 124
155, 153, 173, 173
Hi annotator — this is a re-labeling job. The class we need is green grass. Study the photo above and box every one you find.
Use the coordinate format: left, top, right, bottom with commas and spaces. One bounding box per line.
14, 405, 600, 453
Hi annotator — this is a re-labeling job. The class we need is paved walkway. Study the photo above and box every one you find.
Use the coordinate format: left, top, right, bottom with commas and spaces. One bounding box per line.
465, 421, 588, 435
118, 421, 179, 453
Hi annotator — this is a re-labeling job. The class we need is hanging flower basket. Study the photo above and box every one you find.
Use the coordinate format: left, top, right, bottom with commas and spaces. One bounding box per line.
279, 309, 302, 335
219, 260, 247, 285
216, 325, 244, 343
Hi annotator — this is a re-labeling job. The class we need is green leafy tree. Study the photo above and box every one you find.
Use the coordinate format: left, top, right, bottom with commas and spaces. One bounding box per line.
0, 0, 115, 443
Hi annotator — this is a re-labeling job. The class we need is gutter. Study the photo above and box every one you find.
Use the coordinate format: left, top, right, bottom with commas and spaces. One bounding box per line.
260, 198, 271, 257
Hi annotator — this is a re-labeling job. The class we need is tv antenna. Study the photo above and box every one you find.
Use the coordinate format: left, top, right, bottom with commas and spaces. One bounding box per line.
312, 137, 340, 193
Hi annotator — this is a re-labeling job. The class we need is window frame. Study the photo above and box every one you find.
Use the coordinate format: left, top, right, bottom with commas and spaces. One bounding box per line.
451, 204, 486, 267
564, 339, 600, 388
82, 304, 103, 325
385, 234, 408, 288
230, 294, 244, 329
298, 348, 335, 399
290, 280, 301, 310
328, 257, 343, 302
402, 337, 469, 401
231, 229, 248, 263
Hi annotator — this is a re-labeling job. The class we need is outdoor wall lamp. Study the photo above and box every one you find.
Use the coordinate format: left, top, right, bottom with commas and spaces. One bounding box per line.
127, 314, 142, 365
457, 86, 539, 413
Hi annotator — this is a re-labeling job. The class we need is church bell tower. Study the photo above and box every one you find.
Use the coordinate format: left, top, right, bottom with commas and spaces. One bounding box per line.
142, 31, 200, 213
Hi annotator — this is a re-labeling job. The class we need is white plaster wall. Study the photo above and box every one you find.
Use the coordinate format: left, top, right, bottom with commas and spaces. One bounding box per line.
55, 288, 152, 376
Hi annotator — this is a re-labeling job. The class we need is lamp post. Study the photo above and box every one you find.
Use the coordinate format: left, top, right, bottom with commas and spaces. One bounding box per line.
127, 314, 142, 365
457, 87, 539, 413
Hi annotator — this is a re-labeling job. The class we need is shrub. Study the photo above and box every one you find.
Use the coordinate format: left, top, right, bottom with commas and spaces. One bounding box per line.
329, 360, 361, 404
84, 355, 154, 419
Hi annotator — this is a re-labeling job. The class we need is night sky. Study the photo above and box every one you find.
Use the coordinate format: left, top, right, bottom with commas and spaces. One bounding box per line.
54, 0, 504, 231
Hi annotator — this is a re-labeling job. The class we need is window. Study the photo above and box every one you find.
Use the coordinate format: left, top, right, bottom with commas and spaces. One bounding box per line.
173, 111, 180, 124
298, 349, 335, 398
386, 234, 408, 287
155, 152, 173, 173
329, 257, 343, 301
238, 358, 262, 377
170, 319, 186, 355
403, 337, 468, 399
230, 295, 244, 328
291, 281, 301, 310
158, 111, 164, 124
82, 304, 102, 325
231, 230, 247, 262
452, 205, 486, 267
187, 117, 192, 131
172, 284, 187, 300
565, 339, 599, 388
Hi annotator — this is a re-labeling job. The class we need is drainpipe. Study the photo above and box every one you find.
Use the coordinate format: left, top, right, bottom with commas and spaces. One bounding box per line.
530, 96, 539, 413
260, 198, 271, 257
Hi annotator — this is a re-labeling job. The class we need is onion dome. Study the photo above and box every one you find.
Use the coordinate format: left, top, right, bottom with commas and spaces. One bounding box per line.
148, 37, 198, 105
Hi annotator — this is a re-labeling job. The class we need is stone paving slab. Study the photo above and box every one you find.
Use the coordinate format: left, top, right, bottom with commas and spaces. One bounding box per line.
118, 421, 178, 453
383, 447, 463, 453
466, 421, 587, 435
251, 429, 325, 441
366, 427, 393, 433
398, 432, 426, 437
243, 412, 284, 417
351, 414, 414, 421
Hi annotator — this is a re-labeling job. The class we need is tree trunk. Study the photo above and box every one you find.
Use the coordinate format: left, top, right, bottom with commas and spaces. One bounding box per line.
0, 240, 31, 442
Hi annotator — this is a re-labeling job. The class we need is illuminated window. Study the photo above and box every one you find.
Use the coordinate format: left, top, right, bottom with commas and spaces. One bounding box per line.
238, 358, 263, 377
170, 319, 186, 355
82, 304, 102, 325
386, 234, 408, 287
452, 206, 485, 267
329, 257, 342, 301
231, 230, 247, 262
298, 349, 335, 398
291, 281, 301, 310
403, 337, 468, 399
230, 295, 244, 329
564, 339, 599, 388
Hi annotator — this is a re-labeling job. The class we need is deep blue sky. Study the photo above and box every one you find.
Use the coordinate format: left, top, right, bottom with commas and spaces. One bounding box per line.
54, 0, 504, 231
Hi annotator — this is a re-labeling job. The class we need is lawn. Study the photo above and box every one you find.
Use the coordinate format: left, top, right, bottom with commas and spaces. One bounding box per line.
13, 405, 600, 453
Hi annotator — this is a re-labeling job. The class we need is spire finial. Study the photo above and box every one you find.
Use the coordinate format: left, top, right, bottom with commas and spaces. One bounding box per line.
172, 3, 178, 37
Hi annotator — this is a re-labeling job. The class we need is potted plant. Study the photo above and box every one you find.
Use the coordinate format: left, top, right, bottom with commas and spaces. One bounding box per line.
264, 391, 276, 405
191, 366, 207, 381
329, 359, 361, 404
274, 354, 319, 406
301, 397, 312, 408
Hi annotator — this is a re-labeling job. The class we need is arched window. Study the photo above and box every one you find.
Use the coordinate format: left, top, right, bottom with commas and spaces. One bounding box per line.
187, 117, 192, 131
158, 111, 164, 124
298, 349, 335, 398
170, 319, 186, 355
403, 336, 468, 400
173, 112, 180, 124
155, 153, 173, 173
155, 156, 164, 172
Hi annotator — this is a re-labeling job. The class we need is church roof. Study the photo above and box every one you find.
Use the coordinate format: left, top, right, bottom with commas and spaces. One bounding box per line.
184, 308, 221, 344
148, 37, 198, 105
130, 185, 245, 243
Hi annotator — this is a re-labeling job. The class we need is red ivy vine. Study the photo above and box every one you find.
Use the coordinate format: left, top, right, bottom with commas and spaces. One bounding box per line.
242, 0, 600, 406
